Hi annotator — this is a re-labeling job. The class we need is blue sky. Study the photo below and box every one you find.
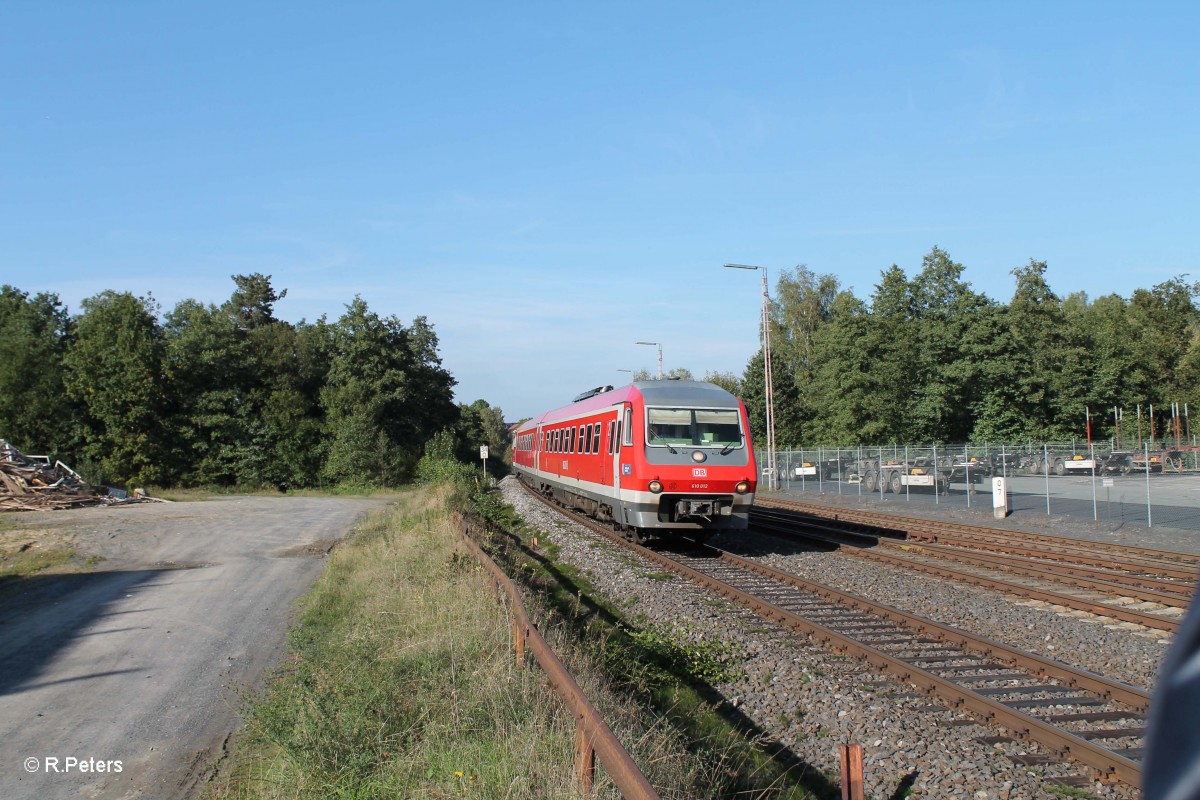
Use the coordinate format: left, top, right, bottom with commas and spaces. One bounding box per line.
3, 2, 1197, 419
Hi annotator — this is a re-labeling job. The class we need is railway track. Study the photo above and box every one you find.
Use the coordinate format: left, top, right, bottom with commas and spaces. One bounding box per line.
754, 499, 1196, 634
518, 482, 1151, 789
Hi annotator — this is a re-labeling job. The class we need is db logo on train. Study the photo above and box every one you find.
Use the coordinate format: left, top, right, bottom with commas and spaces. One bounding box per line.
692, 468, 707, 477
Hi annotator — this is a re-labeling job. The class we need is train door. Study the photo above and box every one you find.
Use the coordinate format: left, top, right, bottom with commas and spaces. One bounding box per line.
537, 426, 545, 476
614, 403, 633, 523
600, 413, 617, 486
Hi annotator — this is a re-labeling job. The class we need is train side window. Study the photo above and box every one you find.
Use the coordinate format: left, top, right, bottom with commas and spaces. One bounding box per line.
591, 423, 601, 453
607, 421, 614, 454
622, 407, 633, 447
577, 425, 585, 454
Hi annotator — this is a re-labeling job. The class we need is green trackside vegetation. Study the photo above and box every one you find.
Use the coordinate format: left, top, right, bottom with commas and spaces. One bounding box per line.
209, 484, 587, 799
468, 486, 829, 799
209, 477, 827, 799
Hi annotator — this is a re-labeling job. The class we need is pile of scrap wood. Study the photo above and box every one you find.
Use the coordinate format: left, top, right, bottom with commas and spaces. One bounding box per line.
0, 439, 160, 512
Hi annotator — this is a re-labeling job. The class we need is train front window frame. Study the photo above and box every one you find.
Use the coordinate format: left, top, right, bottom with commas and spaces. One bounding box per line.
644, 407, 744, 449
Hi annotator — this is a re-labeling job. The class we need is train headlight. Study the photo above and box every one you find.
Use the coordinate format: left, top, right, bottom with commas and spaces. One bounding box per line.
692, 451, 706, 463
735, 480, 750, 494
648, 480, 663, 494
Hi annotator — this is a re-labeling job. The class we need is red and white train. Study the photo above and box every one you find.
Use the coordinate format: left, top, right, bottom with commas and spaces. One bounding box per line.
512, 380, 757, 541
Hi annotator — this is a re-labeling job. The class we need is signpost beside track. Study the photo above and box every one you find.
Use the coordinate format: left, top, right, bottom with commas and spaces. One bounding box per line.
992, 477, 1007, 519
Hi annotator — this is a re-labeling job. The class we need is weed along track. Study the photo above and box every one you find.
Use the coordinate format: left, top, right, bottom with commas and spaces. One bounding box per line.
511, 478, 1150, 798
456, 513, 660, 799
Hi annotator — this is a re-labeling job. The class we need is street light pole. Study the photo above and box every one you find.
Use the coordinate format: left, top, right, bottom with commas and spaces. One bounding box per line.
723, 263, 777, 491
635, 341, 663, 379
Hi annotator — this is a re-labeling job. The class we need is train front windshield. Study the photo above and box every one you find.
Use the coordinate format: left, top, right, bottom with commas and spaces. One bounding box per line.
645, 408, 743, 448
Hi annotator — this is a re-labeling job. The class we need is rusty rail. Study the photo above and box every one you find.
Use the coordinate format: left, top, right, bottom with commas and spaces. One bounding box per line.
517, 485, 1147, 788
456, 515, 660, 800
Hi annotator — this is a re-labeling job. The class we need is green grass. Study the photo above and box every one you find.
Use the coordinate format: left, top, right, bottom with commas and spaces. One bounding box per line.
468, 488, 827, 799
0, 545, 76, 580
640, 571, 676, 582
208, 486, 584, 799
210, 482, 828, 799
0, 542, 78, 600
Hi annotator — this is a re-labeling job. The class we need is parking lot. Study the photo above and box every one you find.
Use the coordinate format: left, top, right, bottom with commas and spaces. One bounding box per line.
771, 457, 1200, 534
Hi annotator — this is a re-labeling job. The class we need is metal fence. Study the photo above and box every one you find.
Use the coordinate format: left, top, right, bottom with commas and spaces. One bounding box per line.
765, 441, 1200, 532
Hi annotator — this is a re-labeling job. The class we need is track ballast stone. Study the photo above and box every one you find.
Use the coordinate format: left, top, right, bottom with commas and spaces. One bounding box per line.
502, 477, 1143, 800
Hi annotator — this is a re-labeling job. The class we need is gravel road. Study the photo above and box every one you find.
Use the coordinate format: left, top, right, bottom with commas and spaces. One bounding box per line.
0, 495, 389, 800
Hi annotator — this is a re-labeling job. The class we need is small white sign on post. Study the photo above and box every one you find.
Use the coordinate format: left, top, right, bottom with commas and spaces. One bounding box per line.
480, 445, 489, 480
992, 477, 1008, 519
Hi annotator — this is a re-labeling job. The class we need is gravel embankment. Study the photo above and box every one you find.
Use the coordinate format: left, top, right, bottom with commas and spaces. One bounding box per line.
502, 478, 1144, 800
736, 538, 1171, 691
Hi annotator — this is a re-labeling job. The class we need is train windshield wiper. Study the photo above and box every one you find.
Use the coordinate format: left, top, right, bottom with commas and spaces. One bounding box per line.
648, 428, 678, 453
718, 440, 740, 456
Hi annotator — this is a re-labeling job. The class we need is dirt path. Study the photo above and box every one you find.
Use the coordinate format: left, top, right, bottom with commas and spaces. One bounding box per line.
0, 495, 391, 800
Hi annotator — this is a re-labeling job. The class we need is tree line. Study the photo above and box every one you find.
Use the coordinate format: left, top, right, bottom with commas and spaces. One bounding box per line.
0, 275, 510, 488
702, 247, 1200, 448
